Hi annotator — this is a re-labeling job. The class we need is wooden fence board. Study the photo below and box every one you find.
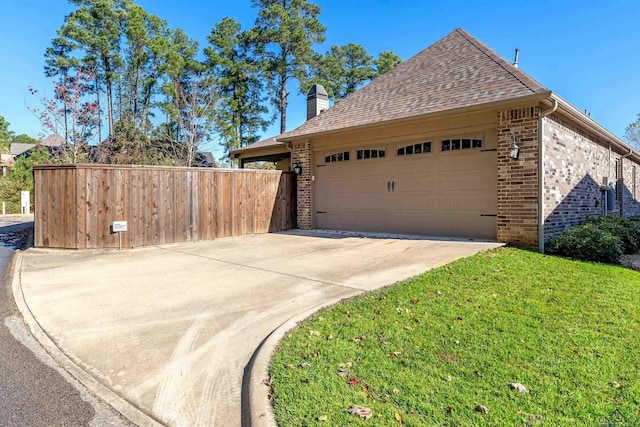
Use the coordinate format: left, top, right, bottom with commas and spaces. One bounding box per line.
33, 165, 295, 249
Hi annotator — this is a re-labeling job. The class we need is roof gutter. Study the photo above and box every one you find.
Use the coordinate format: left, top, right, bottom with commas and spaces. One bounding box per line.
277, 92, 553, 143
538, 98, 558, 253
549, 93, 639, 162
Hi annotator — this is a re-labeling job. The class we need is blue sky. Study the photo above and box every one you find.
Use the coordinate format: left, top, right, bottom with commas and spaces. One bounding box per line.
1, 0, 639, 158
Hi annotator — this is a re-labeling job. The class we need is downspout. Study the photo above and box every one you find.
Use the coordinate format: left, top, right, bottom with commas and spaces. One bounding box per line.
620, 148, 634, 217
538, 98, 558, 253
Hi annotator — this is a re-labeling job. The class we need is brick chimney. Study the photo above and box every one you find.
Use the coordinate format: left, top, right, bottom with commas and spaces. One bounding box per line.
306, 84, 329, 120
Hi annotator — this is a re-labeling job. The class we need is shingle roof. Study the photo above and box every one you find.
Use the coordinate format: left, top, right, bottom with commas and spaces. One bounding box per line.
229, 135, 286, 156
281, 28, 548, 140
10, 143, 35, 156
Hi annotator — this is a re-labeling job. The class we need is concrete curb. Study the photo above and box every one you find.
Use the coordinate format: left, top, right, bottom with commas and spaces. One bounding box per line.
244, 290, 362, 427
11, 250, 165, 427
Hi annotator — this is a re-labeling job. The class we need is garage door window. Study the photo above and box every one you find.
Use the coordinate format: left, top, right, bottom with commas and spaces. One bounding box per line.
397, 142, 431, 156
325, 151, 350, 163
441, 138, 482, 152
356, 149, 386, 160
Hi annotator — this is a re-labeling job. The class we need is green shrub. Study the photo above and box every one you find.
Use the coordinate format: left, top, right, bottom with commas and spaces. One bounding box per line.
546, 223, 622, 263
586, 214, 640, 254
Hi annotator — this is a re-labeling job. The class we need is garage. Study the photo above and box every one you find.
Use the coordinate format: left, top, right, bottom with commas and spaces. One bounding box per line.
315, 134, 497, 239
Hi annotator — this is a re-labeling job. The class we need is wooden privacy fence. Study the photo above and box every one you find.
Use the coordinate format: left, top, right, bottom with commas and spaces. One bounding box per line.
34, 164, 296, 249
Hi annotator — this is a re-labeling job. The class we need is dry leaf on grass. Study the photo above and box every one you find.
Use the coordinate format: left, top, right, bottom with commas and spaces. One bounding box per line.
348, 405, 372, 420
509, 382, 529, 394
475, 405, 489, 413
317, 415, 327, 421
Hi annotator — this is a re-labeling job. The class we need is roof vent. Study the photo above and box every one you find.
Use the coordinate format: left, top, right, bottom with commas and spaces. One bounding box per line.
513, 48, 519, 68
306, 84, 329, 121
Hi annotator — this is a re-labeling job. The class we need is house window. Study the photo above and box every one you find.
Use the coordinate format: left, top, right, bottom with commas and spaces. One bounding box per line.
325, 151, 350, 163
442, 138, 482, 151
397, 142, 431, 156
356, 149, 386, 160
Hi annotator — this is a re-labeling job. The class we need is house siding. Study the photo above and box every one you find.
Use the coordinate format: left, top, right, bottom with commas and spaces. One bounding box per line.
543, 114, 640, 239
497, 106, 540, 247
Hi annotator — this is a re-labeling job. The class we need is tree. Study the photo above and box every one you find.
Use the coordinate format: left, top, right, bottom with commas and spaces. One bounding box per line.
54, 0, 127, 141
12, 134, 38, 145
0, 146, 53, 213
625, 113, 640, 149
374, 51, 402, 76
302, 43, 375, 101
170, 72, 218, 167
205, 17, 271, 161
120, 3, 167, 133
0, 116, 14, 154
252, 0, 326, 133
28, 70, 99, 163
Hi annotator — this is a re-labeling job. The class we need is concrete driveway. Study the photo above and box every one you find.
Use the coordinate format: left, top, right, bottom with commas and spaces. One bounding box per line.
17, 230, 502, 426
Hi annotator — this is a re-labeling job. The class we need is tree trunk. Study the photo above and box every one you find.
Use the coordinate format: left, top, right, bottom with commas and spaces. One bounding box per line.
280, 75, 287, 133
95, 76, 102, 146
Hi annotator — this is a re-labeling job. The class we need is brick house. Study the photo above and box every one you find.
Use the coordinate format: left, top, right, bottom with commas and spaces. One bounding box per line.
231, 28, 640, 251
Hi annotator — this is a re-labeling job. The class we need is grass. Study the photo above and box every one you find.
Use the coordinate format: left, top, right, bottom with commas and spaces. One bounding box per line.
269, 248, 640, 426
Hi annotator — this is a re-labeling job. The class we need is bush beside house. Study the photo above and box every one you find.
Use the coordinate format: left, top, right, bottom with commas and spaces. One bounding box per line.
546, 215, 640, 263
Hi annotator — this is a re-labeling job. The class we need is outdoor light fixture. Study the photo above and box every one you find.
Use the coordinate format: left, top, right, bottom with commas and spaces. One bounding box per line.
292, 162, 302, 175
509, 137, 520, 160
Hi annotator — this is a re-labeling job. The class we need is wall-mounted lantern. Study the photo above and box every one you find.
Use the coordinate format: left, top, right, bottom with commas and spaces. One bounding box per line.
509, 137, 520, 160
292, 162, 302, 175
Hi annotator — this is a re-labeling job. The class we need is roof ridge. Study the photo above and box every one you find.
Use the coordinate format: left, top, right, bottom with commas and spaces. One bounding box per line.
454, 28, 541, 94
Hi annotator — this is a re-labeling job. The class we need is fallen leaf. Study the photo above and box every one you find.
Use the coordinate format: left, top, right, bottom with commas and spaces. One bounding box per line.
392, 387, 400, 394
474, 371, 483, 377
379, 294, 387, 300
395, 412, 403, 421
348, 405, 372, 420
326, 334, 333, 340
338, 361, 353, 369
611, 381, 622, 389
445, 375, 453, 382
411, 299, 420, 305
446, 406, 453, 413
317, 415, 327, 422
572, 349, 579, 355
348, 378, 358, 386
475, 405, 489, 413
338, 369, 350, 377
353, 335, 366, 342
456, 317, 464, 322
509, 382, 529, 394
391, 351, 402, 358
436, 291, 444, 296
301, 362, 310, 368
396, 307, 403, 314
309, 330, 320, 336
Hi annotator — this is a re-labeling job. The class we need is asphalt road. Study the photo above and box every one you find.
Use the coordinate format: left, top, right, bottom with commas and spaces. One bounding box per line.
0, 216, 131, 427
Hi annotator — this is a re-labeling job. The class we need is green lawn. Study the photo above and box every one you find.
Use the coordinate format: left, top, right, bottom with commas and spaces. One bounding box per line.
270, 248, 640, 426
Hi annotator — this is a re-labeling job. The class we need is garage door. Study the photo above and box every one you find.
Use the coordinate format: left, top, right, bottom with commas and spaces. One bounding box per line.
315, 137, 497, 239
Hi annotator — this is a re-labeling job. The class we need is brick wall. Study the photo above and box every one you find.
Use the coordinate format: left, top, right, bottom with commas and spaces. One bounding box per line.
622, 157, 640, 217
544, 114, 640, 238
291, 140, 312, 229
497, 106, 540, 247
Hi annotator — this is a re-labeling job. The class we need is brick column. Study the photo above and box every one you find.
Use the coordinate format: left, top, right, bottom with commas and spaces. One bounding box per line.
497, 106, 540, 247
291, 140, 312, 229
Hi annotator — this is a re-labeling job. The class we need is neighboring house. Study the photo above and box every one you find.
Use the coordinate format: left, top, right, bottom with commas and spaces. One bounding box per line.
230, 28, 640, 251
7, 134, 65, 165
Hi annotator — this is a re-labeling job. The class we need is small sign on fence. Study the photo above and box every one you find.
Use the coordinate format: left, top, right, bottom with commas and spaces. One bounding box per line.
112, 221, 128, 232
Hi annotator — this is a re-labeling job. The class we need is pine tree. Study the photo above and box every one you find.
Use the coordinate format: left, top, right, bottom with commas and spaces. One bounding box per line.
252, 0, 326, 133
